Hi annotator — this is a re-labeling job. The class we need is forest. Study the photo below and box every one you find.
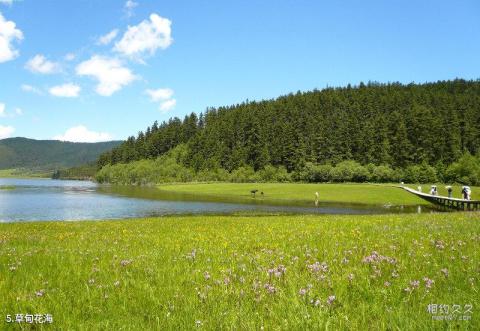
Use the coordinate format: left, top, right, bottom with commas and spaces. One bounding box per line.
96, 79, 480, 185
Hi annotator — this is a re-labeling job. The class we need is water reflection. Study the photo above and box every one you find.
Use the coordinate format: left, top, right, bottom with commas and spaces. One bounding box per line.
0, 178, 442, 223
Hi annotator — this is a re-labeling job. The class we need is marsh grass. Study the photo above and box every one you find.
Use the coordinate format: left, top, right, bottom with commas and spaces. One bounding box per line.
1, 213, 479, 329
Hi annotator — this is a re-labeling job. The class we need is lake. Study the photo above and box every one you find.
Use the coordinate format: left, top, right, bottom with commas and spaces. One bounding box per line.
0, 178, 435, 222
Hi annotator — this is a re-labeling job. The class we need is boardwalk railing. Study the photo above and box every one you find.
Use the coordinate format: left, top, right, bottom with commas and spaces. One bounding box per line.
402, 186, 479, 211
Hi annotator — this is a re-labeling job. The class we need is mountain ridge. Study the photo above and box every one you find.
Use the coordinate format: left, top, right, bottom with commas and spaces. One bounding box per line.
0, 137, 122, 171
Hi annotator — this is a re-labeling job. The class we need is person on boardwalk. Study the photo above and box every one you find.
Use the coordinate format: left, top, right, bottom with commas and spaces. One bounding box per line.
462, 186, 468, 200
446, 186, 452, 198
430, 185, 438, 196
465, 186, 471, 200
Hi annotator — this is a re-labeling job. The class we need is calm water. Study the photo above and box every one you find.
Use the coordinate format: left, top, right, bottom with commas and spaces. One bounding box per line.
0, 178, 435, 222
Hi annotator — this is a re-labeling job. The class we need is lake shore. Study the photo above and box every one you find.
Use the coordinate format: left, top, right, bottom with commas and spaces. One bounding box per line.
157, 182, 479, 206
1, 213, 478, 329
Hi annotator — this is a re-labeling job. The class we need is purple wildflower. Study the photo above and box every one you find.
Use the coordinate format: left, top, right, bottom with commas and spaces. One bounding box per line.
410, 280, 420, 288
264, 283, 276, 294
307, 261, 328, 273
423, 277, 434, 289
326, 295, 336, 305
120, 259, 132, 267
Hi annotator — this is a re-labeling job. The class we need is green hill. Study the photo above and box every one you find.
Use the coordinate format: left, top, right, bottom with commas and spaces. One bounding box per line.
0, 137, 122, 172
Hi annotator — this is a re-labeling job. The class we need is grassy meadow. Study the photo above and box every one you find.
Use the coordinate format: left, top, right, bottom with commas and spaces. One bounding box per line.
158, 183, 479, 206
1, 213, 479, 330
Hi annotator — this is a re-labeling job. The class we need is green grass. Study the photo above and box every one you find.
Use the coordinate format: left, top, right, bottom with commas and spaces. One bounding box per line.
158, 183, 479, 206
0, 168, 51, 179
1, 213, 479, 330
0, 185, 15, 190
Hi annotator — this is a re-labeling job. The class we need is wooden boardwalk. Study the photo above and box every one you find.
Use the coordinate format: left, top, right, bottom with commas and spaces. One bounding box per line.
402, 186, 480, 211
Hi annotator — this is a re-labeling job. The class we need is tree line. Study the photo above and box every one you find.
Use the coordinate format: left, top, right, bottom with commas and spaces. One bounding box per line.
97, 79, 480, 184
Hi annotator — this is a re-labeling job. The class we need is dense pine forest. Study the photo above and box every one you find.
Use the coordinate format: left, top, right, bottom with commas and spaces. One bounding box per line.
96, 79, 480, 185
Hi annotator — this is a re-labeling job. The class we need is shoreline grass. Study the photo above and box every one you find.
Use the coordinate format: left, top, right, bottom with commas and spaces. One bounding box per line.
1, 213, 479, 329
157, 182, 479, 206
0, 185, 15, 190
0, 168, 51, 179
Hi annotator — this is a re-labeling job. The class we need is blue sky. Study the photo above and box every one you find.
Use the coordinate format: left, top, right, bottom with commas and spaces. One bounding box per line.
0, 0, 479, 142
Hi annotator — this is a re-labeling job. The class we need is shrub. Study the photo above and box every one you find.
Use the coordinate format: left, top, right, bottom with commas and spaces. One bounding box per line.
404, 163, 438, 183
330, 161, 368, 182
229, 166, 258, 183
257, 165, 291, 182
370, 165, 397, 183
445, 153, 480, 185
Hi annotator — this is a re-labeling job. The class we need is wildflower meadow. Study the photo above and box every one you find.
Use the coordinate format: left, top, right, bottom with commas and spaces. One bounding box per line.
1, 212, 479, 330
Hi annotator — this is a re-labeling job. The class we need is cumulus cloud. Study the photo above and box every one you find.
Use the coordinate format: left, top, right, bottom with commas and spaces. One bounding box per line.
97, 29, 119, 45
159, 98, 176, 112
21, 84, 42, 94
0, 12, 23, 63
49, 83, 81, 98
76, 55, 136, 96
145, 88, 176, 113
25, 54, 60, 74
0, 103, 5, 117
0, 125, 14, 139
53, 125, 113, 143
145, 88, 173, 102
114, 13, 172, 59
124, 0, 138, 18
14, 107, 22, 115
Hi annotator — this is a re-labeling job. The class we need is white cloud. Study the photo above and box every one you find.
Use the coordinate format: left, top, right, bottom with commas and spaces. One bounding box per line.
0, 12, 23, 63
76, 55, 136, 96
114, 13, 172, 59
64, 53, 75, 61
145, 88, 176, 113
159, 99, 176, 113
25, 54, 60, 74
124, 0, 138, 18
53, 125, 113, 143
0, 0, 13, 6
49, 83, 81, 98
145, 88, 173, 102
0, 125, 14, 139
97, 29, 118, 45
21, 84, 42, 94
0, 103, 22, 117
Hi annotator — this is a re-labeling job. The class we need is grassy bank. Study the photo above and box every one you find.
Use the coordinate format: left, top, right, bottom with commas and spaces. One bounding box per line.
0, 168, 51, 179
1, 213, 479, 329
158, 183, 479, 206
0, 185, 15, 190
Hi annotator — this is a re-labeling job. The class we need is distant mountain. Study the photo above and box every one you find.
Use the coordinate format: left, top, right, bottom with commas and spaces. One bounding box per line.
0, 137, 122, 171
